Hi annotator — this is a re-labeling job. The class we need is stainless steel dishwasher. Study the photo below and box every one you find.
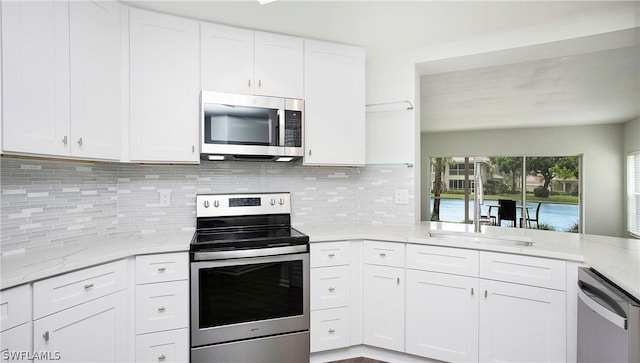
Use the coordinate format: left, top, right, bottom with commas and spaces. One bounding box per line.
577, 267, 640, 363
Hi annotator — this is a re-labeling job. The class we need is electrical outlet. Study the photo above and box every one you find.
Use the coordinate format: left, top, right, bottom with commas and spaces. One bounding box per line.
159, 190, 171, 207
395, 189, 409, 205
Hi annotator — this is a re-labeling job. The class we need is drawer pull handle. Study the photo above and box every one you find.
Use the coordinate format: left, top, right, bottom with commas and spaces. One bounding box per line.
484, 290, 488, 298
84, 283, 94, 290
158, 306, 166, 312
158, 354, 166, 361
43, 331, 50, 342
328, 253, 335, 258
157, 267, 166, 272
328, 329, 335, 334
328, 287, 335, 292
471, 288, 474, 296
379, 253, 387, 257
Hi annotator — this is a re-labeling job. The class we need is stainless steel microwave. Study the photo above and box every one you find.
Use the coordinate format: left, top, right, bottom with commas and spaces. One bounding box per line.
200, 91, 304, 162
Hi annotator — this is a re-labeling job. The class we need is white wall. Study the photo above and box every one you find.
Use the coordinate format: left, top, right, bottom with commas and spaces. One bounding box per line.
420, 124, 626, 237
624, 117, 640, 153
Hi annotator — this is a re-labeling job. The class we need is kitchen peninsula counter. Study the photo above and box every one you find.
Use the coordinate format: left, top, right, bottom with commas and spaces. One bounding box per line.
298, 222, 640, 301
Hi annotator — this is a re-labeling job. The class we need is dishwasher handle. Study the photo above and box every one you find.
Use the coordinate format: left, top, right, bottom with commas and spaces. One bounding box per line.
578, 281, 627, 330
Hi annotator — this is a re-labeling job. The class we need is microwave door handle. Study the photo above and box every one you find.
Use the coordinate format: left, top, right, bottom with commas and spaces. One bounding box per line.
278, 109, 285, 147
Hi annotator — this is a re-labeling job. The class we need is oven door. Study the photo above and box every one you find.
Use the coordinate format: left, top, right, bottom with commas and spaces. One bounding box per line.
190, 252, 309, 347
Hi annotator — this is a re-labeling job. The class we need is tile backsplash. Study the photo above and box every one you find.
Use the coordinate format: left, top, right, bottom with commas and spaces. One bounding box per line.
1, 156, 415, 252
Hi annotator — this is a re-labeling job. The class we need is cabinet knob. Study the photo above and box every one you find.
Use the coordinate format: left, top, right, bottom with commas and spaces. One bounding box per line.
43, 331, 50, 342
158, 306, 166, 312
471, 288, 474, 296
328, 329, 335, 334
258, 80, 262, 88
328, 253, 335, 258
158, 354, 166, 361
248, 79, 251, 87
484, 290, 488, 298
328, 287, 335, 292
379, 252, 387, 257
308, 149, 312, 156
62, 136, 68, 145
157, 267, 166, 272
84, 283, 94, 290
77, 137, 83, 147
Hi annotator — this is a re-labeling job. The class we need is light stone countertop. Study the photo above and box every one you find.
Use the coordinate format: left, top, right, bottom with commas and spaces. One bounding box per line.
2, 222, 638, 302
296, 222, 640, 301
0, 229, 194, 290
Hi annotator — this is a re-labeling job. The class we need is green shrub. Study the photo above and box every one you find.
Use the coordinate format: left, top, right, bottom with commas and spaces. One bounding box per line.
533, 187, 549, 198
537, 223, 556, 231
566, 222, 579, 233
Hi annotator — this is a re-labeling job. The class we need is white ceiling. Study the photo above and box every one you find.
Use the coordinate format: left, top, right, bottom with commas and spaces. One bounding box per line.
125, 0, 640, 132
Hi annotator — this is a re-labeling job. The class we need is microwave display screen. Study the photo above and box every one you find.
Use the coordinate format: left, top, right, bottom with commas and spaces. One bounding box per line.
204, 104, 279, 146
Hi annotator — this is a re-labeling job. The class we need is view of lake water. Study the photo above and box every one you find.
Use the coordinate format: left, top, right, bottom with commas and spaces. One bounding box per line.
431, 198, 579, 232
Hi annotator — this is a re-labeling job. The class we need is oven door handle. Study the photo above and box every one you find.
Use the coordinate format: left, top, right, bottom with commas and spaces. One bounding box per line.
193, 245, 308, 260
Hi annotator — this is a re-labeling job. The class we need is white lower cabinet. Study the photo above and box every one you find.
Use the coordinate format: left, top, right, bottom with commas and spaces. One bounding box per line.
33, 290, 128, 362
405, 269, 479, 362
135, 329, 189, 363
1, 323, 32, 363
362, 264, 404, 352
134, 253, 189, 362
479, 279, 566, 363
310, 307, 351, 352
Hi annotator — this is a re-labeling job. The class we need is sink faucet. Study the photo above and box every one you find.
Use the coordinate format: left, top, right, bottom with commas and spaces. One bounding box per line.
474, 174, 483, 233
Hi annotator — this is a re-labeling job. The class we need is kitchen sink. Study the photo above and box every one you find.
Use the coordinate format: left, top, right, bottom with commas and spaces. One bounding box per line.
428, 231, 535, 247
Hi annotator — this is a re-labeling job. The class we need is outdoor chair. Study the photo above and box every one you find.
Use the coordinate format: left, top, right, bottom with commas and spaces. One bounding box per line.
527, 202, 542, 229
497, 199, 517, 227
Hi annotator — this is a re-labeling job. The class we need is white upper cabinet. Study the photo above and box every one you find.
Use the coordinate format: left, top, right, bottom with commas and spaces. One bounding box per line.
2, 1, 121, 160
200, 23, 254, 95
200, 24, 303, 99
69, 0, 121, 160
129, 8, 199, 163
304, 40, 365, 166
2, 1, 71, 157
253, 32, 303, 98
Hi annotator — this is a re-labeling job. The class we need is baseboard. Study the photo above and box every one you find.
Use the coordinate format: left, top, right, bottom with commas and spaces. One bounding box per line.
310, 345, 443, 363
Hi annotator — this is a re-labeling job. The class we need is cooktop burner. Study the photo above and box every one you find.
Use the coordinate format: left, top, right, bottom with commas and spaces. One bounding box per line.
191, 193, 309, 254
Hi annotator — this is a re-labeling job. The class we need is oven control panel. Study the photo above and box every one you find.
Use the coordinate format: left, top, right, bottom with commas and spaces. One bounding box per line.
196, 193, 291, 217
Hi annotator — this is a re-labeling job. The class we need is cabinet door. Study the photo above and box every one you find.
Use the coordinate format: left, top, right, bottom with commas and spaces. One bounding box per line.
69, 0, 121, 160
1, 323, 32, 363
254, 32, 303, 98
304, 40, 365, 166
33, 291, 128, 362
311, 266, 350, 310
405, 270, 479, 362
2, 1, 71, 156
362, 264, 404, 352
129, 8, 199, 163
200, 23, 254, 95
135, 328, 188, 363
479, 279, 566, 363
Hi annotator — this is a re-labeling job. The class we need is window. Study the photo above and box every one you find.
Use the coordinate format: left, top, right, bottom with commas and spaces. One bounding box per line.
430, 155, 581, 232
628, 151, 640, 238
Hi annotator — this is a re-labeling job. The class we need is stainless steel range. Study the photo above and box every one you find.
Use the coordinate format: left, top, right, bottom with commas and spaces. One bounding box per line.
190, 192, 310, 363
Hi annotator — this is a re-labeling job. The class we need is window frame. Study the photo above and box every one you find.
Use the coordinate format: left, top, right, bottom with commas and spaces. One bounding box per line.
627, 151, 640, 238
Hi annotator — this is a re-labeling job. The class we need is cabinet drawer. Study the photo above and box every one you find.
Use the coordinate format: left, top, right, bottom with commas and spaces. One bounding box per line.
310, 241, 350, 267
135, 328, 189, 363
407, 244, 478, 277
311, 266, 350, 310
1, 284, 31, 331
136, 252, 189, 284
480, 252, 566, 290
33, 259, 127, 319
310, 307, 350, 353
136, 280, 189, 334
363, 240, 405, 267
